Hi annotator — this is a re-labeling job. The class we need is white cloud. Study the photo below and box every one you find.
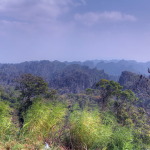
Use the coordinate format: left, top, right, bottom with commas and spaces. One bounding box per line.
75, 11, 137, 26
0, 0, 85, 36
0, 0, 85, 23
0, 0, 73, 22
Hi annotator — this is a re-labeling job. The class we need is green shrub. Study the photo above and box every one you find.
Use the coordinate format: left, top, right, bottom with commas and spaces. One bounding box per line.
101, 111, 117, 127
108, 126, 134, 150
20, 98, 67, 144
132, 128, 150, 149
68, 108, 112, 150
0, 101, 15, 141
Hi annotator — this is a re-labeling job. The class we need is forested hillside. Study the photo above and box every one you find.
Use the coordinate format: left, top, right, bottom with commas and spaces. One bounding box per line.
0, 60, 150, 149
0, 60, 110, 93
0, 60, 150, 109
0, 73, 149, 149
1, 59, 150, 89
119, 71, 150, 111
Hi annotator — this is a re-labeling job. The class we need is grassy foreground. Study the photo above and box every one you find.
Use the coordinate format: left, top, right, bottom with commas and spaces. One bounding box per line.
0, 96, 150, 150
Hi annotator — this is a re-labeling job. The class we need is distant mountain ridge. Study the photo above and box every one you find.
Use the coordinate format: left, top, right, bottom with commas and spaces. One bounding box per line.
1, 59, 150, 76
0, 60, 110, 93
67, 59, 150, 76
1, 59, 150, 109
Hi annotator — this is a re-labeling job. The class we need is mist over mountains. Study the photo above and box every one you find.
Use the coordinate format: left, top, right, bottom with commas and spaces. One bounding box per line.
68, 59, 150, 76
0, 59, 150, 89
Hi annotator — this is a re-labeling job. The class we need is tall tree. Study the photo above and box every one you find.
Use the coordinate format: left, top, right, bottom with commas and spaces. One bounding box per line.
17, 73, 48, 101
16, 73, 48, 126
96, 79, 122, 109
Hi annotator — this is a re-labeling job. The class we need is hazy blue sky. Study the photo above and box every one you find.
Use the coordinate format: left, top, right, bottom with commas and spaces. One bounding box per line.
0, 0, 150, 63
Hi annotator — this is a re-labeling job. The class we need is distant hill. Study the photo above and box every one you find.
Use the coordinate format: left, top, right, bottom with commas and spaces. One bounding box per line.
70, 60, 150, 76
0, 60, 110, 93
119, 71, 150, 110
1, 59, 150, 93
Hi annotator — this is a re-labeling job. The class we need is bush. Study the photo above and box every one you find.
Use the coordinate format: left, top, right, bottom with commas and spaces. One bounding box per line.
68, 108, 112, 150
132, 128, 150, 149
20, 98, 67, 144
108, 126, 134, 150
0, 101, 15, 141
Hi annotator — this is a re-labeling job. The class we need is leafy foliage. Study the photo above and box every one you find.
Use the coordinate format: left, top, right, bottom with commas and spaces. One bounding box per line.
0, 74, 149, 149
68, 107, 112, 150
0, 101, 16, 142
17, 73, 48, 100
108, 127, 134, 150
20, 98, 67, 143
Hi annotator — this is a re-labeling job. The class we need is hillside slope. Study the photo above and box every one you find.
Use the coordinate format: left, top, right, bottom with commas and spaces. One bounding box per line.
0, 60, 109, 93
119, 71, 150, 110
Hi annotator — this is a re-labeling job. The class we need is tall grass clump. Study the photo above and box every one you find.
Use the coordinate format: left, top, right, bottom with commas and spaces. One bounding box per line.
0, 101, 15, 141
68, 107, 112, 150
20, 98, 67, 145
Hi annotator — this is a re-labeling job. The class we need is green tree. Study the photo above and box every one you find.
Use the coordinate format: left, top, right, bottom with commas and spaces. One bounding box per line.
17, 74, 48, 101
96, 79, 122, 109
17, 74, 48, 125
114, 90, 138, 123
